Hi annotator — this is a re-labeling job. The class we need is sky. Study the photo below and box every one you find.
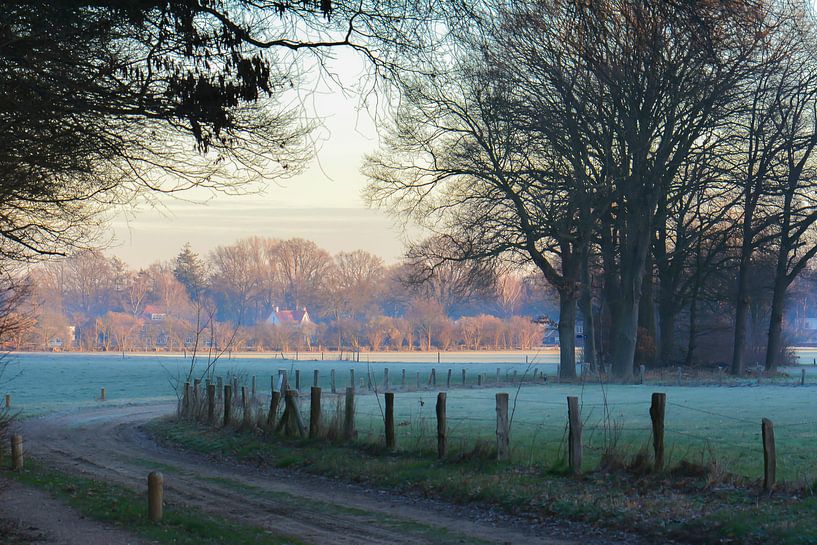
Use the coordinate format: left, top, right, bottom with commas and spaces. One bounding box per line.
107, 49, 408, 267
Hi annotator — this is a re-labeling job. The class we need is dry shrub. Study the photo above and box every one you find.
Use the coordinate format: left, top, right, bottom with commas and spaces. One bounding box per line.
453, 439, 496, 462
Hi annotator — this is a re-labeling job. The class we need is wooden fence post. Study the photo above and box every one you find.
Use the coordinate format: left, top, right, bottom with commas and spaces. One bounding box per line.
385, 392, 395, 450
436, 392, 447, 458
496, 368, 500, 383
478, 374, 483, 387
251, 376, 257, 400
207, 384, 216, 425
330, 369, 336, 394
181, 382, 190, 417
223, 384, 232, 427
344, 387, 355, 440
401, 368, 406, 388
295, 370, 301, 392
266, 390, 281, 431
762, 418, 776, 492
241, 386, 252, 429
446, 369, 452, 389
313, 370, 320, 388
462, 369, 466, 386
279, 390, 306, 437
649, 392, 666, 470
309, 387, 321, 439
278, 369, 288, 392
496, 393, 510, 462
350, 369, 355, 391
148, 471, 163, 522
232, 377, 239, 405
801, 368, 806, 386
567, 396, 582, 475
11, 434, 23, 471
100, 387, 106, 402
217, 377, 223, 400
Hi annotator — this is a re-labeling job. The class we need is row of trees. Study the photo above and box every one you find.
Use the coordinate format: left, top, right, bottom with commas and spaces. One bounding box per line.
366, 0, 817, 378
10, 239, 554, 352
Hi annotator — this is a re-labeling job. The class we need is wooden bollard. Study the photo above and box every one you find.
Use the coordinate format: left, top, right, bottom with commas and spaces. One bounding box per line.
649, 392, 666, 470
295, 370, 301, 392
241, 386, 252, 429
567, 396, 582, 475
309, 387, 321, 439
762, 418, 776, 492
278, 369, 288, 392
148, 471, 163, 522
462, 369, 466, 386
385, 392, 396, 450
4, 394, 9, 410
266, 390, 281, 431
446, 369, 452, 389
436, 392, 447, 458
496, 393, 510, 461
207, 384, 216, 425
279, 390, 306, 437
401, 368, 406, 387
344, 387, 356, 440
313, 369, 320, 388
330, 369, 336, 394
223, 384, 232, 427
100, 387, 106, 401
11, 434, 23, 470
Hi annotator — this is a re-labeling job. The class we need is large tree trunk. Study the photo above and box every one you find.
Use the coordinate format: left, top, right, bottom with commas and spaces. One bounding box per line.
558, 291, 578, 379
684, 296, 698, 367
579, 256, 597, 369
610, 283, 639, 380
638, 255, 657, 365
731, 203, 755, 375
764, 280, 786, 371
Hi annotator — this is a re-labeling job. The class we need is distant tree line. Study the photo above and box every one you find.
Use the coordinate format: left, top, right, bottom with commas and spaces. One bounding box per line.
10, 238, 554, 353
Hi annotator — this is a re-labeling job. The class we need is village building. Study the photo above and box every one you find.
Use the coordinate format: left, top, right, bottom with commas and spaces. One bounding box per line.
266, 306, 311, 326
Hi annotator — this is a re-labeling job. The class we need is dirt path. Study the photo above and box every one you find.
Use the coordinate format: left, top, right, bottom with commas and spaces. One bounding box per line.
0, 477, 150, 545
19, 404, 649, 545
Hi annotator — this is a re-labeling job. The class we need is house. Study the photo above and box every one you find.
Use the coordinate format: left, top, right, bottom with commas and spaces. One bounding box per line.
266, 306, 311, 326
143, 304, 166, 321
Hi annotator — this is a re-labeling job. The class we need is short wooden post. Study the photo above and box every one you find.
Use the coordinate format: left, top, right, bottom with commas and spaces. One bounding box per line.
251, 376, 257, 400
496, 393, 510, 462
344, 387, 355, 440
431, 368, 437, 387
478, 373, 483, 387
241, 386, 252, 429
437, 351, 441, 364
446, 369, 452, 389
266, 390, 281, 431
11, 434, 23, 471
801, 368, 806, 386
295, 369, 301, 392
762, 418, 776, 492
100, 387, 106, 401
223, 384, 232, 427
496, 368, 501, 383
232, 377, 239, 405
216, 377, 223, 400
436, 392, 447, 458
207, 384, 216, 425
278, 369, 288, 392
3, 394, 9, 410
385, 392, 396, 450
401, 368, 406, 387
313, 369, 319, 388
649, 392, 666, 471
309, 387, 321, 439
367, 370, 373, 391
462, 368, 466, 385
148, 471, 163, 522
193, 378, 200, 408
350, 369, 355, 391
279, 390, 306, 437
567, 396, 582, 475
330, 369, 336, 394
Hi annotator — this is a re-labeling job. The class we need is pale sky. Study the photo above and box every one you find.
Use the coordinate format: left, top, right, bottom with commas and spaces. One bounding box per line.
107, 49, 408, 267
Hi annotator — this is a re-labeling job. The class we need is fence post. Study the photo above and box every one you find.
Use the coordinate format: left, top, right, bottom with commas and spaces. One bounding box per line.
344, 387, 356, 440
567, 396, 582, 475
309, 387, 321, 439
436, 392, 447, 458
496, 368, 500, 384
217, 377, 223, 400
462, 369, 466, 386
385, 392, 395, 450
330, 369, 336, 394
401, 368, 406, 388
801, 368, 806, 386
350, 369, 355, 391
181, 382, 190, 417
241, 386, 252, 429
649, 392, 666, 471
496, 393, 510, 462
384, 368, 390, 391
446, 369, 452, 389
429, 368, 436, 386
513, 370, 518, 383
313, 370, 320, 388
11, 434, 23, 471
762, 418, 776, 492
280, 390, 306, 437
295, 370, 301, 392
223, 384, 232, 427
4, 394, 9, 410
266, 390, 281, 431
148, 471, 163, 522
278, 369, 288, 392
478, 373, 483, 387
193, 379, 200, 410
207, 384, 216, 425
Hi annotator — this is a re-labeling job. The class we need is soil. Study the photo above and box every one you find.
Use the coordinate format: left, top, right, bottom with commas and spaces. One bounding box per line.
11, 404, 657, 545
